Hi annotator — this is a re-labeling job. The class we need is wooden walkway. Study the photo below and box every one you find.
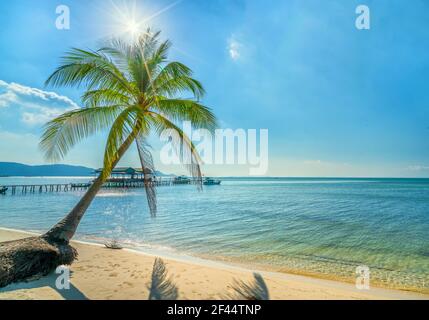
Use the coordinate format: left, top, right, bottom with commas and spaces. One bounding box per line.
0, 178, 199, 195
5, 184, 74, 195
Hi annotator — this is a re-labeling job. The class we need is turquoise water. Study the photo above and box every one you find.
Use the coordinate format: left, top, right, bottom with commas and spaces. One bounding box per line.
0, 177, 428, 293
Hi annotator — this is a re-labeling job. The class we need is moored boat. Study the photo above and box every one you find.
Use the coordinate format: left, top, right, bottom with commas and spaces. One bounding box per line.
203, 178, 221, 186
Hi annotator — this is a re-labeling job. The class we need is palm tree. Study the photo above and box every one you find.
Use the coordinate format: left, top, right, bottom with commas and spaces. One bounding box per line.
0, 30, 217, 287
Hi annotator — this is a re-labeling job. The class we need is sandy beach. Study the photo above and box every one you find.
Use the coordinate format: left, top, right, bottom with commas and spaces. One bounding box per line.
0, 228, 427, 300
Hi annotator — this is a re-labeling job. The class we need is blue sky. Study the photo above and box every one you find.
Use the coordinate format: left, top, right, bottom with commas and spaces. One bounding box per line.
0, 0, 428, 177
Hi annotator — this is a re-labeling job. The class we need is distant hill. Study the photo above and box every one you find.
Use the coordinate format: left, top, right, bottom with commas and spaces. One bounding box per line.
0, 162, 170, 177
0, 162, 94, 177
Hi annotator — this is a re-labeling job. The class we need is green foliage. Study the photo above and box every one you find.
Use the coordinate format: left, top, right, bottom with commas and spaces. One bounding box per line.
40, 29, 217, 215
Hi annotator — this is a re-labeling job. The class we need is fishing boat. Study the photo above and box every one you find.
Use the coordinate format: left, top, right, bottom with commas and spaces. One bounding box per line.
203, 177, 221, 186
0, 186, 8, 195
173, 176, 191, 185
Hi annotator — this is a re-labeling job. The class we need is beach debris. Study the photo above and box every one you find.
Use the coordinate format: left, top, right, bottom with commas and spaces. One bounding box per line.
104, 239, 123, 250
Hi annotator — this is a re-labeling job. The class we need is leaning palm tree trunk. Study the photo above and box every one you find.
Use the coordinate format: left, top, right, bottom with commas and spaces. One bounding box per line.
43, 130, 136, 243
0, 30, 216, 288
43, 176, 105, 243
0, 132, 135, 288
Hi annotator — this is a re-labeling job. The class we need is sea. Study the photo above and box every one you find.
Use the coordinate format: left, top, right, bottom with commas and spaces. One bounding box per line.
0, 177, 428, 293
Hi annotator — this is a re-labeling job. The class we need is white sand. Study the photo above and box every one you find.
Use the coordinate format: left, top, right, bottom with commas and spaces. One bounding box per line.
0, 228, 427, 300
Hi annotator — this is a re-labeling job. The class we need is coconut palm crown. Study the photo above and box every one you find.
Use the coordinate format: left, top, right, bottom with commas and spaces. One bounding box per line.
39, 30, 217, 243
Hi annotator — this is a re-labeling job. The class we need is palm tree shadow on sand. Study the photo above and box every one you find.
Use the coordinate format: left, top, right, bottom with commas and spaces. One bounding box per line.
0, 257, 269, 301
0, 270, 88, 300
147, 258, 270, 301
226, 273, 270, 300
148, 258, 179, 300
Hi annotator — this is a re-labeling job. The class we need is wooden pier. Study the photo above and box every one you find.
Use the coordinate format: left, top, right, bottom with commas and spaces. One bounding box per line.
0, 177, 200, 196
103, 178, 174, 188
2, 183, 87, 195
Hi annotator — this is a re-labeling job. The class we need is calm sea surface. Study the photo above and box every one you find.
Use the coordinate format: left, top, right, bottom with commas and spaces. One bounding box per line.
0, 177, 428, 293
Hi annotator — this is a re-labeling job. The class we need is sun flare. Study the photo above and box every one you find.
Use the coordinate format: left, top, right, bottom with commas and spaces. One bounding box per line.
97, 0, 182, 42
126, 20, 140, 36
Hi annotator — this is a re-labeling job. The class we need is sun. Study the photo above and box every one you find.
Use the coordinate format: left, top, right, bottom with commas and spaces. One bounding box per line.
126, 20, 140, 36
95, 0, 183, 43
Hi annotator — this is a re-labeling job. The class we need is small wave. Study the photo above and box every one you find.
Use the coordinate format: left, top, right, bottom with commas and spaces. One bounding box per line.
78, 235, 178, 253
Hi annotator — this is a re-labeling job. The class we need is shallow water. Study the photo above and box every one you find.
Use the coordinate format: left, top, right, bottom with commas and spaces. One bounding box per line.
0, 177, 428, 293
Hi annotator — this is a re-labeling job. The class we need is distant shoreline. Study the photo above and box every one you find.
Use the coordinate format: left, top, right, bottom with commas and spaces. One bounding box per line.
0, 162, 94, 177
1, 162, 429, 179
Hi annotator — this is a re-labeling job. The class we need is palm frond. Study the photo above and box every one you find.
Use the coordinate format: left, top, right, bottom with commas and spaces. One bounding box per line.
97, 39, 131, 75
136, 29, 162, 60
136, 135, 157, 217
152, 98, 217, 131
82, 89, 131, 108
131, 40, 171, 94
150, 62, 205, 100
102, 107, 141, 176
45, 48, 134, 95
148, 111, 203, 188
39, 105, 125, 161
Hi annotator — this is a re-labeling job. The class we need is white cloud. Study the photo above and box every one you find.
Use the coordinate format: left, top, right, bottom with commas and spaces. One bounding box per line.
0, 91, 18, 107
3, 81, 78, 107
0, 80, 79, 126
21, 107, 66, 125
228, 37, 242, 61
